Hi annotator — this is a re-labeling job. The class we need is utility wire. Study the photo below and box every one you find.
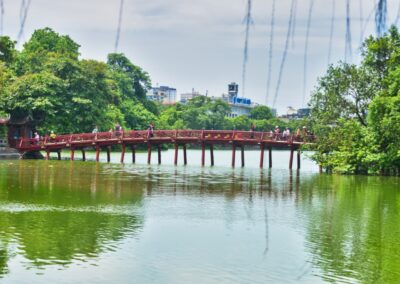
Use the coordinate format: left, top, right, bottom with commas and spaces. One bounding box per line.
17, 0, 32, 43
361, 2, 378, 43
114, 0, 124, 52
0, 0, 4, 35
241, 0, 253, 98
272, 0, 296, 109
265, 0, 276, 106
290, 0, 298, 48
327, 0, 335, 65
359, 0, 364, 45
345, 0, 352, 62
375, 0, 387, 37
395, 1, 400, 26
302, 0, 314, 107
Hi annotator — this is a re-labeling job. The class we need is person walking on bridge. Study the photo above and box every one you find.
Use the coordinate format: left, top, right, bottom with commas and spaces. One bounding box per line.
148, 122, 155, 137
49, 131, 57, 142
250, 123, 256, 138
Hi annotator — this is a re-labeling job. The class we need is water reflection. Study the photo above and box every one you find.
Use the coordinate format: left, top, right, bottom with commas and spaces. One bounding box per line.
297, 175, 400, 283
0, 161, 145, 276
0, 161, 399, 283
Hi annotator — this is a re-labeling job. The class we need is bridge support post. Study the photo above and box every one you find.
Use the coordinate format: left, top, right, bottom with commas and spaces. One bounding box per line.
57, 150, 61, 161
95, 146, 100, 162
210, 144, 214, 166
45, 151, 50, 160
174, 144, 179, 165
297, 149, 301, 170
70, 148, 75, 161
147, 144, 152, 164
120, 144, 126, 163
201, 143, 205, 166
157, 145, 162, 165
241, 145, 245, 167
106, 146, 111, 163
183, 145, 187, 165
269, 147, 272, 168
132, 145, 136, 163
232, 144, 236, 168
82, 149, 86, 161
289, 147, 294, 169
260, 144, 264, 169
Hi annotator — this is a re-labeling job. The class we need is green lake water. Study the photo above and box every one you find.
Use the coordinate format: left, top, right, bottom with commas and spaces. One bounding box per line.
0, 150, 399, 283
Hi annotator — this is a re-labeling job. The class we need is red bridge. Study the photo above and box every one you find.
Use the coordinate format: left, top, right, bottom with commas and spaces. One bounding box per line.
17, 130, 313, 169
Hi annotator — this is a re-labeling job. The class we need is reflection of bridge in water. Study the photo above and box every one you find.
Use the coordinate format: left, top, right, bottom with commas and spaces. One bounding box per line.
17, 130, 314, 169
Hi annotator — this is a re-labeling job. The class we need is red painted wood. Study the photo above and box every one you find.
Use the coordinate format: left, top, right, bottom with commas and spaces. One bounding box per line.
147, 144, 152, 164
241, 145, 245, 167
132, 145, 136, 163
210, 144, 214, 166
260, 144, 264, 169
96, 147, 100, 162
232, 144, 236, 168
183, 145, 187, 165
201, 143, 205, 166
157, 145, 162, 165
106, 147, 111, 163
174, 144, 178, 165
120, 144, 126, 163
70, 148, 75, 161
269, 147, 272, 168
289, 147, 294, 169
297, 150, 301, 169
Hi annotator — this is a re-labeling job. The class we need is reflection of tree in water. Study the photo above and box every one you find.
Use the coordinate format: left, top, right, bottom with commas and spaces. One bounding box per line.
0, 161, 146, 276
0, 246, 9, 276
297, 175, 400, 283
0, 211, 141, 267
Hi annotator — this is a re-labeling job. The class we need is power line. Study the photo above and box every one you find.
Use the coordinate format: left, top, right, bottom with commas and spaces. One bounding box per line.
327, 0, 335, 65
359, 0, 363, 45
290, 0, 298, 48
19, 0, 26, 23
361, 2, 378, 43
302, 0, 314, 107
241, 0, 253, 98
272, 0, 296, 109
17, 0, 32, 43
345, 0, 352, 62
375, 0, 387, 37
0, 0, 4, 35
114, 0, 124, 52
265, 0, 276, 106
395, 1, 400, 26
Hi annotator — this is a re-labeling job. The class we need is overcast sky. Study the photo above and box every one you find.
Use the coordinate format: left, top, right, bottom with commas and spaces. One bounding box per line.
1, 0, 399, 113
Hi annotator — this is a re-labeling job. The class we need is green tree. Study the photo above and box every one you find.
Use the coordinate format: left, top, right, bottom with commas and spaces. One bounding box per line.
250, 105, 273, 120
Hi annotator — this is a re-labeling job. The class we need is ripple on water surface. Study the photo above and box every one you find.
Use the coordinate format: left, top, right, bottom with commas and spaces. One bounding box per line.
0, 159, 399, 283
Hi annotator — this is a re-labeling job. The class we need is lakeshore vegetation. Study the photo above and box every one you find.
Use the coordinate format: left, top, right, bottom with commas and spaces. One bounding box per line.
1, 27, 400, 175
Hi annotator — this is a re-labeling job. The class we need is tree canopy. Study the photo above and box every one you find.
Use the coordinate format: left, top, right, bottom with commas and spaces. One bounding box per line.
0, 28, 157, 134
308, 26, 400, 175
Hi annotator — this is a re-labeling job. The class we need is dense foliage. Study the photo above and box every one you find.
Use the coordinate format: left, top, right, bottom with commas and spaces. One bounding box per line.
0, 28, 304, 139
309, 26, 400, 175
0, 28, 157, 134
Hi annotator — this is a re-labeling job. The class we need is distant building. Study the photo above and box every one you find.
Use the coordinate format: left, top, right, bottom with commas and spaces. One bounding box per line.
225, 82, 256, 118
179, 89, 204, 104
280, 106, 311, 120
147, 86, 177, 105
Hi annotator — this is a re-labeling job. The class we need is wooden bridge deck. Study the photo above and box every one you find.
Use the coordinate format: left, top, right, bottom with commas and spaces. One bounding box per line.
16, 130, 314, 168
